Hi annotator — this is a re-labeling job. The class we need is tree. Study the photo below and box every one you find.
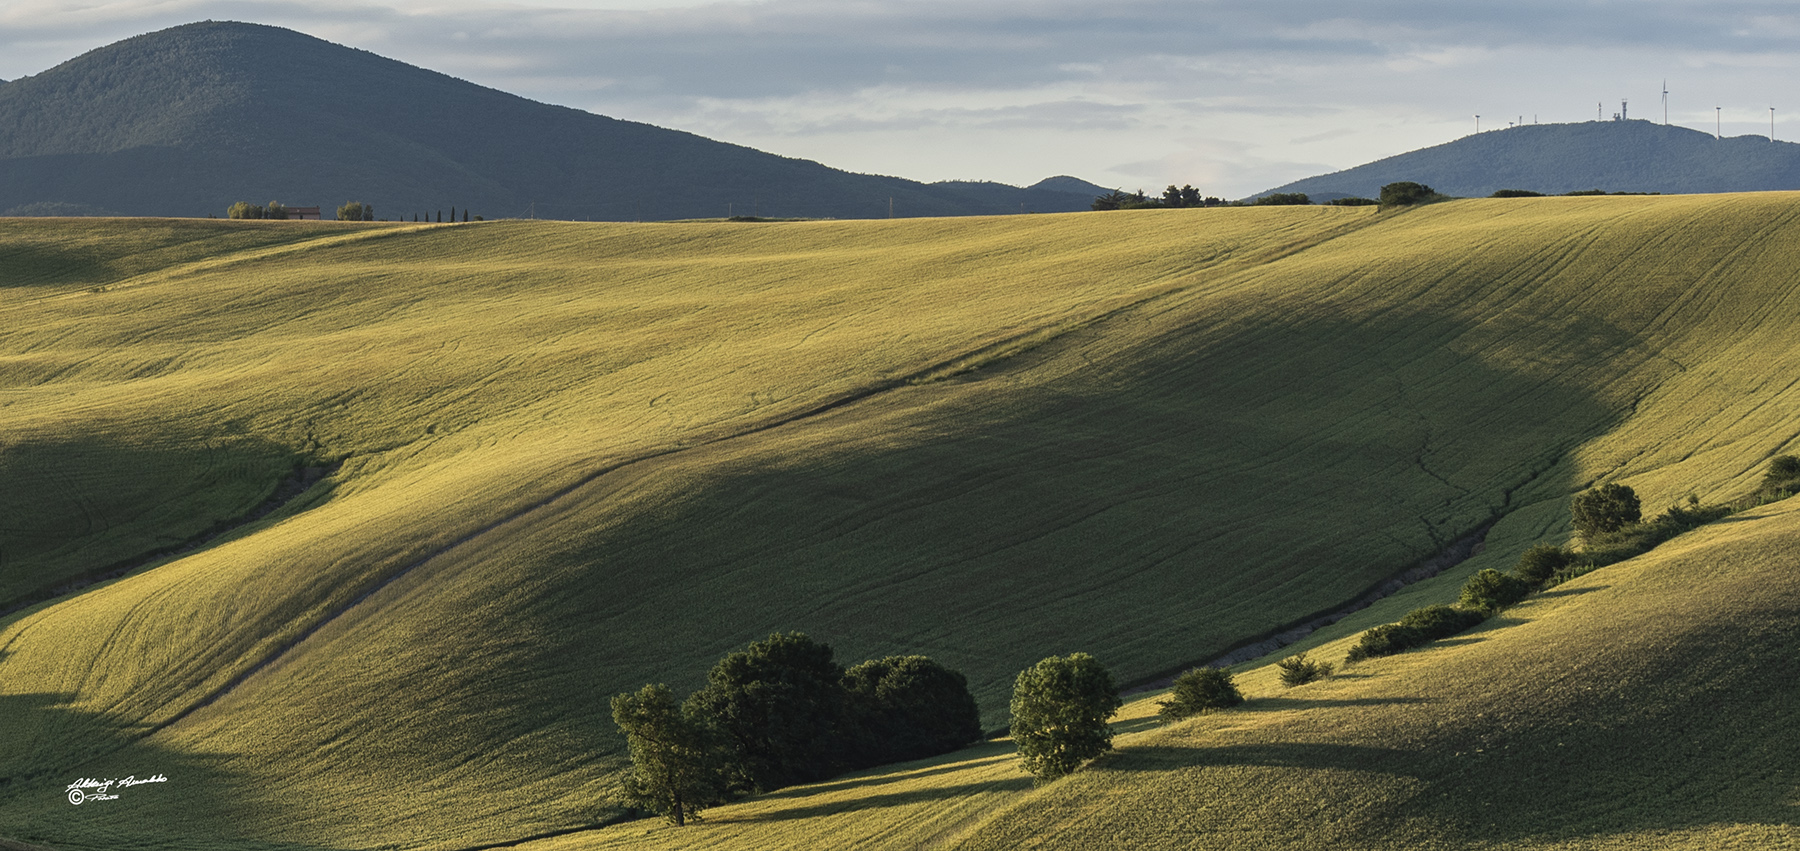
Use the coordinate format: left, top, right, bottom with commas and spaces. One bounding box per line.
1009, 653, 1121, 782
1379, 181, 1440, 206
683, 632, 850, 793
1762, 455, 1800, 498
1571, 483, 1641, 538
842, 655, 982, 766
337, 201, 372, 222
265, 201, 289, 220
1252, 192, 1311, 206
227, 201, 263, 219
1157, 667, 1243, 721
1769, 455, 1800, 481
611, 683, 728, 826
1161, 184, 1204, 208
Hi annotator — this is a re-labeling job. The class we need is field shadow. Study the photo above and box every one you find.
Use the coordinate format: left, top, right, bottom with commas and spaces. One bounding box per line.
0, 243, 120, 289
755, 750, 1015, 802
1396, 617, 1800, 844
0, 693, 355, 851
511, 304, 1633, 724
0, 434, 320, 615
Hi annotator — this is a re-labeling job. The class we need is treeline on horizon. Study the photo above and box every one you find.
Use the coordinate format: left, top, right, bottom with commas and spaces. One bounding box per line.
1092, 181, 1666, 211
223, 199, 484, 222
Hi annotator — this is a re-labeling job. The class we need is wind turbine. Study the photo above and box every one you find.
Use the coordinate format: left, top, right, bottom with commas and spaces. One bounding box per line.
1662, 80, 1669, 125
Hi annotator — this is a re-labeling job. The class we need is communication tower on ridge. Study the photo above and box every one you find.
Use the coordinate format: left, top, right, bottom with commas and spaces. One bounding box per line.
1662, 81, 1669, 124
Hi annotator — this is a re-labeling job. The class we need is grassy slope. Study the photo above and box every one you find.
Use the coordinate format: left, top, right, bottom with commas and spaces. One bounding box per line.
546, 496, 1800, 851
2, 195, 1799, 849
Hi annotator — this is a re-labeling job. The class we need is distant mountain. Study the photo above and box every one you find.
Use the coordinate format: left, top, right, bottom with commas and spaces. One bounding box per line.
1029, 175, 1113, 197
1257, 120, 1800, 200
0, 22, 1096, 220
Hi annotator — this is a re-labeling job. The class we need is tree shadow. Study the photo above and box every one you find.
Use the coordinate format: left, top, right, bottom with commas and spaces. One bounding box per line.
755, 747, 1016, 801
722, 775, 1036, 824
1236, 696, 1436, 713
1533, 584, 1609, 598
0, 434, 316, 614
1094, 741, 1424, 778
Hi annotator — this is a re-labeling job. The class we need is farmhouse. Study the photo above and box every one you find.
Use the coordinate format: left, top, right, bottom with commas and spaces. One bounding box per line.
288, 206, 321, 220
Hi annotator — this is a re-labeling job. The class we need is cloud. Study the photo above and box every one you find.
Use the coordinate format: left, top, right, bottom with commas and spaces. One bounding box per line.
3, 0, 1799, 195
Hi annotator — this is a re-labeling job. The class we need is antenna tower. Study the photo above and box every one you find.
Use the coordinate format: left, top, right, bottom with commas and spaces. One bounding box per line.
1662, 80, 1669, 124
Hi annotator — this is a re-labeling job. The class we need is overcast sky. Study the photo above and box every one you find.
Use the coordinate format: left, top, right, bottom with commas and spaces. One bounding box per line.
4, 0, 1798, 197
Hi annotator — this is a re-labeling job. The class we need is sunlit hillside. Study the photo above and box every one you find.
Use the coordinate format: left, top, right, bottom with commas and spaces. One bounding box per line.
2, 194, 1799, 849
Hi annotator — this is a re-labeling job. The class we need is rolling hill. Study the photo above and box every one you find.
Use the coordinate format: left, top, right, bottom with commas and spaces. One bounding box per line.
1257, 119, 1800, 200
3, 194, 1800, 849
0, 21, 1097, 221
543, 494, 1800, 851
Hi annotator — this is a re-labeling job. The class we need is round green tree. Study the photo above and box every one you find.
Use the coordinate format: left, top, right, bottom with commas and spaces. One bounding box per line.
1571, 483, 1641, 538
1379, 181, 1439, 206
843, 655, 982, 766
683, 631, 849, 793
1008, 652, 1122, 782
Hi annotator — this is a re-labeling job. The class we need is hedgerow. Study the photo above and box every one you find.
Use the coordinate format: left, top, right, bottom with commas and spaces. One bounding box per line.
1343, 459, 1798, 667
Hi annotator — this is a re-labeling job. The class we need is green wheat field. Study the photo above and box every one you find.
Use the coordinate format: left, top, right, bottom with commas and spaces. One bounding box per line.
2, 195, 1797, 849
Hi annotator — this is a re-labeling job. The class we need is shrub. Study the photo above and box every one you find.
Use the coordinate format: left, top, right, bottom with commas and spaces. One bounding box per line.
1458, 568, 1532, 614
1328, 197, 1379, 206
1277, 652, 1333, 687
1345, 605, 1486, 662
1571, 483, 1641, 538
1400, 604, 1488, 635
1344, 623, 1423, 663
1379, 181, 1442, 206
1157, 667, 1244, 720
1514, 543, 1571, 584
1009, 653, 1122, 782
1491, 189, 1546, 198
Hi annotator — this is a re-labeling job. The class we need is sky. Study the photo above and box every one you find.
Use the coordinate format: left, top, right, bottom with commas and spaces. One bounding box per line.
3, 0, 1799, 197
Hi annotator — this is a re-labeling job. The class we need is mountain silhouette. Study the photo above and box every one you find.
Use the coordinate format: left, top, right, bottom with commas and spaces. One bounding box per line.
0, 21, 1097, 220
1256, 119, 1800, 200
